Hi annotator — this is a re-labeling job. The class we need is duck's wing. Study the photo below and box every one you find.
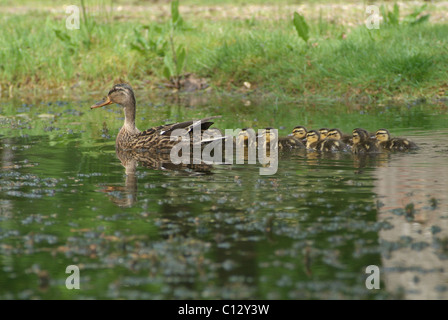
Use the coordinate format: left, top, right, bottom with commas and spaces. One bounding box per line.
131, 116, 223, 151
147, 116, 221, 136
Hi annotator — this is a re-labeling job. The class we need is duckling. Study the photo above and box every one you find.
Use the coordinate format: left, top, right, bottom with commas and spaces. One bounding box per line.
291, 126, 307, 145
234, 128, 257, 162
327, 128, 353, 146
375, 129, 418, 151
319, 128, 349, 152
279, 135, 305, 150
260, 128, 304, 150
351, 128, 380, 154
236, 128, 257, 149
319, 128, 330, 140
305, 130, 321, 150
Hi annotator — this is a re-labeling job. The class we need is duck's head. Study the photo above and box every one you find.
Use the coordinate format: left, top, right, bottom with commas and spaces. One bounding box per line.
91, 83, 136, 109
327, 128, 343, 140
237, 128, 256, 144
237, 128, 249, 143
306, 130, 321, 144
352, 128, 369, 144
375, 129, 391, 142
319, 128, 329, 140
291, 126, 307, 139
259, 127, 278, 144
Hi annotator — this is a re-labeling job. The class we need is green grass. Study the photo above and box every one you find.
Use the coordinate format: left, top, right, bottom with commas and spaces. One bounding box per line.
0, 1, 447, 103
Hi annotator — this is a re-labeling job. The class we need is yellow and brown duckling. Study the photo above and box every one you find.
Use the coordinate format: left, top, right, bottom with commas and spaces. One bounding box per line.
305, 130, 321, 150
259, 128, 304, 150
351, 128, 380, 154
319, 128, 330, 140
319, 128, 350, 152
375, 129, 418, 151
236, 128, 257, 149
234, 128, 258, 161
327, 128, 353, 146
91, 84, 223, 152
291, 126, 307, 145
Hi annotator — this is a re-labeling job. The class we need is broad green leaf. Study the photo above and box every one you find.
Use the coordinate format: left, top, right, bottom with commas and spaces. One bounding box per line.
163, 66, 172, 81
293, 12, 309, 42
393, 3, 400, 21
54, 29, 71, 44
410, 14, 430, 26
387, 4, 399, 26
176, 47, 186, 76
163, 55, 174, 79
407, 4, 427, 19
130, 43, 145, 54
171, 0, 183, 29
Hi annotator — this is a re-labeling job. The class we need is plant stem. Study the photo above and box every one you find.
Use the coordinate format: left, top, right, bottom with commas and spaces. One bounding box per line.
169, 30, 180, 89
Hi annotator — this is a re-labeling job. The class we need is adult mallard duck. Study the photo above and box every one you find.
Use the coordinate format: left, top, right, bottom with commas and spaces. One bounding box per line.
375, 129, 418, 151
351, 128, 380, 154
91, 84, 223, 153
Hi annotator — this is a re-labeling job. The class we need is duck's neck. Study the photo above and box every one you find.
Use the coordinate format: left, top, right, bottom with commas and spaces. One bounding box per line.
122, 95, 139, 134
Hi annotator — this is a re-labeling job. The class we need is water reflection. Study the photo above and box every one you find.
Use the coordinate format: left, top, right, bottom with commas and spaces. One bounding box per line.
373, 132, 448, 299
99, 148, 214, 207
98, 132, 448, 298
2, 97, 448, 299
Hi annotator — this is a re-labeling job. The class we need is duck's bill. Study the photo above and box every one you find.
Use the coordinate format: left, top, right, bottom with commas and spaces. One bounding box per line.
91, 97, 112, 109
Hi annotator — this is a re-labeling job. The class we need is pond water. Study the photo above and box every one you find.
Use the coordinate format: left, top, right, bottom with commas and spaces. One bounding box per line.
1, 93, 448, 299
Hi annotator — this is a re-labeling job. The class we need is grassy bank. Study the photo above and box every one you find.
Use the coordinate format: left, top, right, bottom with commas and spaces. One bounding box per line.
0, 1, 447, 103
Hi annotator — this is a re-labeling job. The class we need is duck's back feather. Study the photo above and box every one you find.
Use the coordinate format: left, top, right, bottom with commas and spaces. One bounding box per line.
117, 116, 222, 152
